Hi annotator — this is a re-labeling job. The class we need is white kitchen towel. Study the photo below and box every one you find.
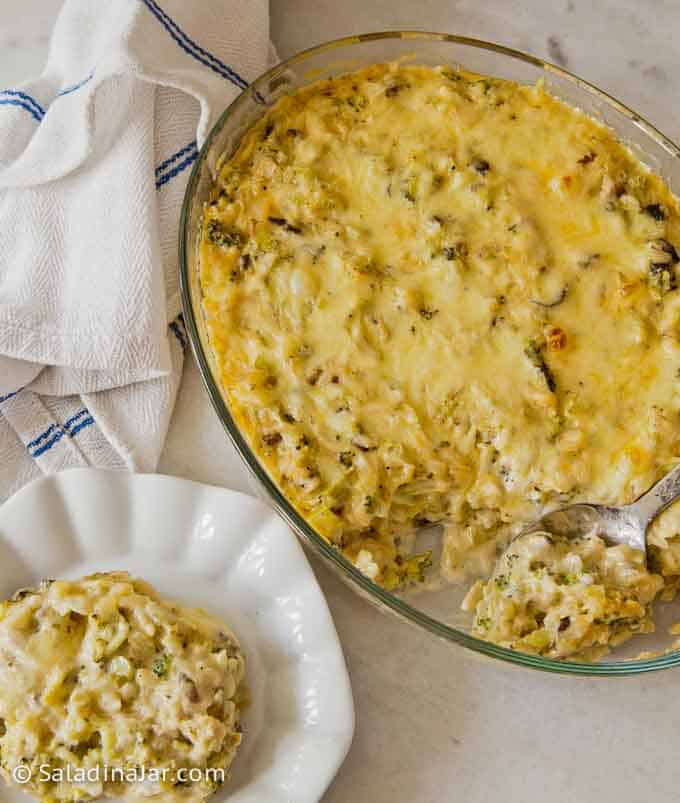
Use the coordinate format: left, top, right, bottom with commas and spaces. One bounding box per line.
0, 0, 271, 500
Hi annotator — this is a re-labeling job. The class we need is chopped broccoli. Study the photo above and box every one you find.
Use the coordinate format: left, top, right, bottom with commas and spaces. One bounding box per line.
206, 220, 243, 248
152, 654, 171, 679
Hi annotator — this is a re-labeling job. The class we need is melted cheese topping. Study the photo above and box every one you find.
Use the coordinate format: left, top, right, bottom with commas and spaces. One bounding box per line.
0, 573, 245, 802
199, 63, 680, 607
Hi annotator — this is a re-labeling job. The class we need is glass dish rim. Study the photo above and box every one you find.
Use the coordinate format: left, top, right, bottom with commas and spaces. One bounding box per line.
179, 30, 680, 676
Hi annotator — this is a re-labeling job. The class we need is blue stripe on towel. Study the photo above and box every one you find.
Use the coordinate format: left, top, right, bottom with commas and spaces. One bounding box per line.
0, 97, 43, 122
63, 409, 90, 430
155, 148, 198, 189
140, 0, 249, 90
57, 70, 95, 97
169, 317, 187, 350
32, 428, 66, 457
0, 76, 93, 124
0, 386, 23, 404
155, 140, 197, 176
0, 89, 45, 118
68, 415, 95, 437
29, 408, 95, 458
26, 423, 59, 450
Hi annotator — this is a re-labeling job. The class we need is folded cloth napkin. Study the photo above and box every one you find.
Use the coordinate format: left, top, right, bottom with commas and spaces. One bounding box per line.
0, 0, 271, 500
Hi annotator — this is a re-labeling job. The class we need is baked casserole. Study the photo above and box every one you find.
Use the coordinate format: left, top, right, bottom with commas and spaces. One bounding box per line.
198, 62, 680, 658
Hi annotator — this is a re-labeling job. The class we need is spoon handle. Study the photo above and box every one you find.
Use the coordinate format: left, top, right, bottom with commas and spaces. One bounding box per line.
629, 462, 680, 529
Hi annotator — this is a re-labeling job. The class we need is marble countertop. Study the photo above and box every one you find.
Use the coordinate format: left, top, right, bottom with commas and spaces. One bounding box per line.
2, 2, 680, 801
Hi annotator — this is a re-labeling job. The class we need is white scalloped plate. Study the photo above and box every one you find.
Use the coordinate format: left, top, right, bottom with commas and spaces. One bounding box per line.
0, 469, 354, 803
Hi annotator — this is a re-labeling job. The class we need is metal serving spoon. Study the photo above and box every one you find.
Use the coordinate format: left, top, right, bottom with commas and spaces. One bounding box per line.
518, 463, 680, 557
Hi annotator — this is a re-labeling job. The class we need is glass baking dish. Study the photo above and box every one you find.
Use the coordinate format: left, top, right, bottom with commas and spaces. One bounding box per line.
180, 31, 680, 675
